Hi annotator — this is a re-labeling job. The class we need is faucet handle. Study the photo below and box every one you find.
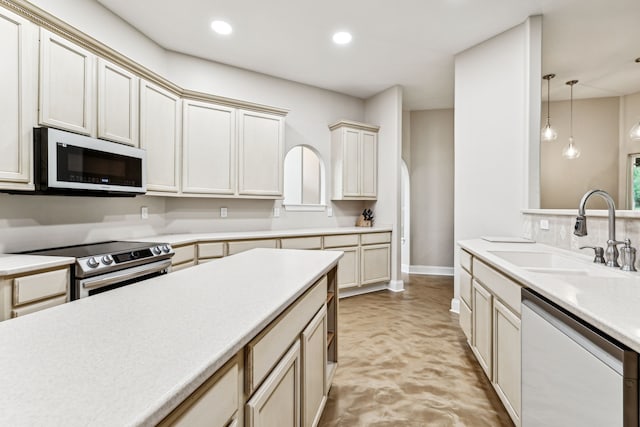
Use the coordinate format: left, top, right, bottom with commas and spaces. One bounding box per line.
579, 246, 605, 264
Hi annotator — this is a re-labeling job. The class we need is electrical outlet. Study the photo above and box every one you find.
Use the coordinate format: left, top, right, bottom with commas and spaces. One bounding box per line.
540, 219, 550, 230
220, 207, 228, 218
140, 206, 149, 220
273, 207, 280, 217
327, 207, 333, 217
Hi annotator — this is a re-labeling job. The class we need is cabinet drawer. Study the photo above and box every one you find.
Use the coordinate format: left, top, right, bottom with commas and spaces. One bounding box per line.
13, 268, 68, 306
246, 276, 327, 395
473, 259, 522, 315
280, 236, 322, 250
172, 261, 196, 272
460, 249, 472, 273
360, 232, 391, 245
227, 239, 278, 256
323, 234, 358, 248
172, 244, 196, 265
159, 354, 240, 427
459, 299, 472, 343
460, 268, 472, 307
11, 295, 66, 318
197, 242, 225, 259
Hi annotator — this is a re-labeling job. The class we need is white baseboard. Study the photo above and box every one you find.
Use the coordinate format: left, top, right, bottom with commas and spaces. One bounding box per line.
409, 265, 454, 276
387, 279, 404, 292
450, 297, 460, 314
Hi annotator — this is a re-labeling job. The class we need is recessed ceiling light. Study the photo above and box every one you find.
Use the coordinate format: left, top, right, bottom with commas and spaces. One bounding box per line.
211, 20, 233, 35
332, 31, 352, 45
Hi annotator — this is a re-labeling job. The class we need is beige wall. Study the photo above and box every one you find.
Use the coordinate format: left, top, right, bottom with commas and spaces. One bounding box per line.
541, 97, 619, 209
409, 109, 454, 268
618, 91, 640, 208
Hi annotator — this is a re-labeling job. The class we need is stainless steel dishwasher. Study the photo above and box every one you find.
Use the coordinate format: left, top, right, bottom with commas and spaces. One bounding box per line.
521, 288, 638, 427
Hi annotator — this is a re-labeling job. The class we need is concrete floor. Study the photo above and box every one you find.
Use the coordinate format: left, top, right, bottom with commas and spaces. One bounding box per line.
318, 274, 514, 427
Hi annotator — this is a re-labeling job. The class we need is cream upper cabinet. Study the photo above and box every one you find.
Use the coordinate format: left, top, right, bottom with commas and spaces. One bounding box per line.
330, 120, 379, 200
182, 100, 236, 195
140, 80, 181, 193
97, 58, 139, 146
39, 28, 96, 136
238, 109, 284, 197
0, 7, 37, 190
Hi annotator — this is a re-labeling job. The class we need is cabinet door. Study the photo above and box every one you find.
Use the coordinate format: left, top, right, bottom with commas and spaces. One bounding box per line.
360, 243, 390, 285
97, 58, 139, 146
39, 28, 95, 135
342, 128, 360, 197
246, 340, 300, 427
182, 100, 236, 194
493, 299, 521, 425
471, 279, 492, 378
238, 110, 284, 197
0, 8, 37, 189
326, 247, 359, 289
140, 80, 181, 193
301, 306, 327, 427
360, 130, 377, 198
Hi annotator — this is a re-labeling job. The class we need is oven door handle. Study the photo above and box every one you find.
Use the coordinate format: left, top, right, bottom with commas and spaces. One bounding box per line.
80, 259, 173, 290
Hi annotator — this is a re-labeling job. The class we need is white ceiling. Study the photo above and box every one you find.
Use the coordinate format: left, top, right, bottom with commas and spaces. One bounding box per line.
96, 0, 640, 110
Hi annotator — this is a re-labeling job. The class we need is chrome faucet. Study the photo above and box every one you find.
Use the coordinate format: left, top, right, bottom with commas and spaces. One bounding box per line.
574, 189, 620, 267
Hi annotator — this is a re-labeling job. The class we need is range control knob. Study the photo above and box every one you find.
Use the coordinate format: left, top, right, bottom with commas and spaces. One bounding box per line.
87, 257, 99, 268
101, 255, 113, 265
161, 244, 171, 253
152, 246, 161, 255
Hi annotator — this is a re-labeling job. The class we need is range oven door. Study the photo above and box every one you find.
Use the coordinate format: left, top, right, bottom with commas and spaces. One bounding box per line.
74, 259, 172, 299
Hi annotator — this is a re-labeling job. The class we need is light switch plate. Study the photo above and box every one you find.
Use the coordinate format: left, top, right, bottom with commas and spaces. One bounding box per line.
273, 207, 280, 217
327, 207, 333, 217
540, 219, 550, 230
140, 206, 149, 220
220, 207, 228, 218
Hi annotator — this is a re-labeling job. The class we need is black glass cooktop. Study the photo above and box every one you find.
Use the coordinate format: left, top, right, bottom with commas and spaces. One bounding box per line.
22, 241, 158, 258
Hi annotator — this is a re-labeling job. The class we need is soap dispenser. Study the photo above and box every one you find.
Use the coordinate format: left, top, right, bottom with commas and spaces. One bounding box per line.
619, 239, 637, 272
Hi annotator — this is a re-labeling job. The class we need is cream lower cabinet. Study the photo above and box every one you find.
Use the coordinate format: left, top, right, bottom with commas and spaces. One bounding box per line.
159, 353, 243, 427
197, 242, 225, 264
360, 243, 391, 286
171, 244, 196, 271
465, 256, 522, 427
0, 7, 37, 191
329, 246, 358, 290
246, 340, 301, 427
0, 266, 70, 321
301, 306, 327, 427
227, 239, 278, 256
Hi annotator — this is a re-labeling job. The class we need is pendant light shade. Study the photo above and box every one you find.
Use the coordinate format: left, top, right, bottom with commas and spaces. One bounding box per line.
562, 80, 580, 160
630, 121, 640, 141
541, 73, 558, 141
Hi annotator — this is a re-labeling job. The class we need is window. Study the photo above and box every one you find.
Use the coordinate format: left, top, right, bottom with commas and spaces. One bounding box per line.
283, 146, 325, 211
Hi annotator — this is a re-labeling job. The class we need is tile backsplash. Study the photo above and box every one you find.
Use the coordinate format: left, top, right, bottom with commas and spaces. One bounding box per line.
523, 210, 640, 255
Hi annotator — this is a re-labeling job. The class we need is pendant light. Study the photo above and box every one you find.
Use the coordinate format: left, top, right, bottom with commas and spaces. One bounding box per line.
562, 80, 580, 160
629, 58, 640, 141
541, 73, 558, 141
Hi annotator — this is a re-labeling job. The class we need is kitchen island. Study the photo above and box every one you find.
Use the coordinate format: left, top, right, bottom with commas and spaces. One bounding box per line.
0, 248, 341, 426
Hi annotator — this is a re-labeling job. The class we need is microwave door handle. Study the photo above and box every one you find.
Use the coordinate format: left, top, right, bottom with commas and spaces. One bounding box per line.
81, 259, 172, 290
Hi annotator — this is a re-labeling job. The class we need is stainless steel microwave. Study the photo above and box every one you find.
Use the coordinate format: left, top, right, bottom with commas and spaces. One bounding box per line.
34, 127, 146, 196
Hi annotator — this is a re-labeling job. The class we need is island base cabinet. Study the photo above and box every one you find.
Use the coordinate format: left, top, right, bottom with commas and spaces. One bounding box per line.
246, 340, 301, 427
301, 306, 327, 427
159, 353, 243, 427
493, 299, 521, 426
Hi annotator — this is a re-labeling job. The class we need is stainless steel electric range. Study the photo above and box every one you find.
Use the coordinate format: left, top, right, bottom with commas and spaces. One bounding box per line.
23, 241, 175, 300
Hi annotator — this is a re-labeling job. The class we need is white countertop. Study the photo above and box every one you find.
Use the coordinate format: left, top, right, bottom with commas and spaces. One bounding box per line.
133, 226, 393, 246
0, 253, 74, 276
459, 239, 640, 353
0, 248, 342, 426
